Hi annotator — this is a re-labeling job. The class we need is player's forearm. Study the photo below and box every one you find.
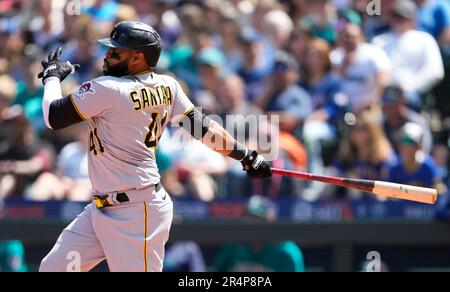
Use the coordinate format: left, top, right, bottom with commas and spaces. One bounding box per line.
42, 77, 64, 129
201, 120, 272, 178
202, 120, 248, 160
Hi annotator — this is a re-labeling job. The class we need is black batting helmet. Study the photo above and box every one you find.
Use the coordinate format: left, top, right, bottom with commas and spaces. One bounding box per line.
98, 21, 163, 67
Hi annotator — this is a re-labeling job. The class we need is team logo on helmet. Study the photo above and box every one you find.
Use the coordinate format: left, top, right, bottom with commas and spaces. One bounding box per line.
75, 82, 96, 100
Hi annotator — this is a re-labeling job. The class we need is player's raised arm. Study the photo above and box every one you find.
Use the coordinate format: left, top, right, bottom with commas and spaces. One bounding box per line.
38, 46, 83, 130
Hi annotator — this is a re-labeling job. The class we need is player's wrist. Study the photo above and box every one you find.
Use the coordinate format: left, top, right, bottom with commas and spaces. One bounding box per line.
43, 76, 61, 85
240, 150, 272, 179
228, 142, 249, 161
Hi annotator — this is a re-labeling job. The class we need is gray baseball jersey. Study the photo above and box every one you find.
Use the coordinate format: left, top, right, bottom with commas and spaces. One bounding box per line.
70, 70, 194, 193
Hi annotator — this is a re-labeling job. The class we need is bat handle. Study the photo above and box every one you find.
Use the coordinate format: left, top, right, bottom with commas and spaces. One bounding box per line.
372, 181, 438, 205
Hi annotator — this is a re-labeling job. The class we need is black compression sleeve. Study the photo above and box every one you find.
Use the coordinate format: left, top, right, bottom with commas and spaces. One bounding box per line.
49, 95, 84, 130
229, 143, 248, 161
178, 108, 211, 140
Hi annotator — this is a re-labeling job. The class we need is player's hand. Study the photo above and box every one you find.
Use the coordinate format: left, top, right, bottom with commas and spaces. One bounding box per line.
241, 150, 272, 179
38, 46, 80, 84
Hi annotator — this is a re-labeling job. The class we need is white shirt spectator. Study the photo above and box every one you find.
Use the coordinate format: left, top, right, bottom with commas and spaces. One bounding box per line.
372, 30, 444, 94
56, 142, 89, 180
330, 43, 392, 110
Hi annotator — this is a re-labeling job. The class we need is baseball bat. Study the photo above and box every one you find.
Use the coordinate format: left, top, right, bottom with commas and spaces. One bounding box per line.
271, 168, 438, 205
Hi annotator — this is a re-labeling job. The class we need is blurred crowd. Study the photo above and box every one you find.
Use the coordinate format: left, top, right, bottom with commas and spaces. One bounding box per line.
0, 0, 449, 204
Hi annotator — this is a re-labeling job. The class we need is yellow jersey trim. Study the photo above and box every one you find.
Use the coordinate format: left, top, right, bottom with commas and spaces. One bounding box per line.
172, 107, 195, 125
135, 70, 153, 76
143, 202, 148, 272
69, 95, 88, 121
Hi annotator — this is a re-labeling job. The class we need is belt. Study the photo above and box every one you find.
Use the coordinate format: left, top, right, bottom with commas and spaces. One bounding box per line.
94, 183, 162, 209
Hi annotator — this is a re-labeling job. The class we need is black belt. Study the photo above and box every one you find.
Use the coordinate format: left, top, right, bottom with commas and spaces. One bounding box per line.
94, 183, 162, 208
116, 183, 162, 203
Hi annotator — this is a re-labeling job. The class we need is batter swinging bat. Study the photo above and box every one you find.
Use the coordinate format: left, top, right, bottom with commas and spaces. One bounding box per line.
271, 168, 438, 205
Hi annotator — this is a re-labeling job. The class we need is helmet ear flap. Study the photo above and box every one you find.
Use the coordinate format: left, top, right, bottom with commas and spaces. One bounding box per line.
144, 49, 161, 67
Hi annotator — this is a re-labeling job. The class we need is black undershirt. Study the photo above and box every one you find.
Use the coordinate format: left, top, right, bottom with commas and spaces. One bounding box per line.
48, 96, 84, 130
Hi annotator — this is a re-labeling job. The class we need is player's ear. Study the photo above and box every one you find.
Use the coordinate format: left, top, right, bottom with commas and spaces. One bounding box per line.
133, 52, 145, 63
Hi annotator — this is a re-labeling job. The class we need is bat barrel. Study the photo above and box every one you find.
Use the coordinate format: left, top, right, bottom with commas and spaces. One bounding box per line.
372, 181, 438, 205
271, 168, 438, 205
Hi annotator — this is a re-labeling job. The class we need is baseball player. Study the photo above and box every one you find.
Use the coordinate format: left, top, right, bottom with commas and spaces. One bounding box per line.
38, 21, 272, 272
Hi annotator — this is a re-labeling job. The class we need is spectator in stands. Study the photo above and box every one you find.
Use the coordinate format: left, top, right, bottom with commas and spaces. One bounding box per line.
288, 0, 309, 24
129, 0, 153, 24
0, 74, 16, 118
214, 195, 305, 272
256, 50, 312, 134
168, 5, 215, 93
131, 0, 180, 50
381, 85, 433, 154
217, 74, 262, 118
289, 22, 314, 70
388, 122, 440, 188
28, 123, 91, 202
64, 23, 98, 83
194, 47, 228, 114
351, 0, 393, 41
217, 7, 243, 73
251, 0, 284, 35
27, 0, 63, 51
262, 9, 294, 50
85, 0, 120, 23
175, 137, 228, 202
372, 0, 444, 107
415, 0, 450, 45
302, 38, 344, 150
0, 240, 28, 272
331, 112, 396, 199
331, 22, 391, 112
0, 106, 53, 199
163, 241, 206, 272
302, 38, 344, 118
13, 58, 46, 134
433, 144, 449, 192
0, 0, 448, 213
300, 0, 338, 45
237, 27, 274, 102
227, 120, 307, 198
301, 38, 344, 199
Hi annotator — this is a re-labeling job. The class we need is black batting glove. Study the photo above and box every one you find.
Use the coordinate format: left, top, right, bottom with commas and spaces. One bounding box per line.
38, 46, 80, 84
241, 150, 272, 179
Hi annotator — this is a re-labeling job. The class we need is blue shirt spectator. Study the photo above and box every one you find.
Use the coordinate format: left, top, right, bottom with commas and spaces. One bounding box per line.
85, 0, 119, 22
237, 27, 274, 102
416, 0, 450, 41
258, 51, 312, 133
302, 73, 344, 122
388, 155, 438, 187
265, 85, 312, 122
388, 122, 440, 188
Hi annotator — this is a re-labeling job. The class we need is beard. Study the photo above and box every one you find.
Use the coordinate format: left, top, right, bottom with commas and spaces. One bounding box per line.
103, 59, 129, 77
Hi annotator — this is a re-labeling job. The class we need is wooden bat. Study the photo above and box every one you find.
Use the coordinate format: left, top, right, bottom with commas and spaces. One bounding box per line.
271, 168, 438, 205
